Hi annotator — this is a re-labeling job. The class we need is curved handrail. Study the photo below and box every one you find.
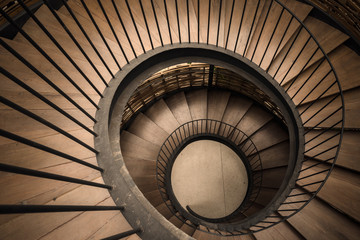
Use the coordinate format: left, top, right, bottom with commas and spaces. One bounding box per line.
155, 119, 263, 232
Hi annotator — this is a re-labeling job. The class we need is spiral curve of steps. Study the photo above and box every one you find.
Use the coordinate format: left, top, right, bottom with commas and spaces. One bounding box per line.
0, 0, 359, 239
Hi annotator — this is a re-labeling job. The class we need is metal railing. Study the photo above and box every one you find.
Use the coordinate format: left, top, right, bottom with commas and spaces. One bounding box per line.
156, 119, 262, 231
0, 0, 346, 237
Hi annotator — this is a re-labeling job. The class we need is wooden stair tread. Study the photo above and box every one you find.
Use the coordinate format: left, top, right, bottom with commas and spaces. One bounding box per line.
145, 98, 180, 134
207, 90, 231, 121
287, 45, 360, 105
258, 141, 289, 169
127, 113, 169, 146
120, 130, 160, 161
298, 161, 360, 222
254, 221, 303, 240
186, 89, 207, 120
236, 105, 273, 137
250, 120, 288, 151
284, 197, 360, 240
221, 95, 253, 127
268, 16, 349, 84
165, 91, 192, 125
246, 0, 312, 67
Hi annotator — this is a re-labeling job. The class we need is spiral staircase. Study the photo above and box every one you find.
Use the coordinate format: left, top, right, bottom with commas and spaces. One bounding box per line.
0, 0, 359, 239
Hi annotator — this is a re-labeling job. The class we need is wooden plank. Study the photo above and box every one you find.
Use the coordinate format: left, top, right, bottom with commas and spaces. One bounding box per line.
0, 178, 111, 240
246, 0, 312, 67
268, 16, 349, 84
186, 89, 207, 120
207, 90, 230, 121
261, 167, 287, 189
221, 94, 252, 126
258, 141, 289, 169
145, 98, 180, 134
120, 131, 160, 161
298, 161, 360, 222
285, 197, 360, 240
127, 113, 169, 146
304, 130, 359, 171
237, 105, 273, 137
165, 91, 192, 125
254, 221, 304, 240
286, 45, 360, 105
250, 120, 288, 151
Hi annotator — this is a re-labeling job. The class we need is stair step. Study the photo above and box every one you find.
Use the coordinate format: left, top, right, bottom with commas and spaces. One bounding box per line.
0, 177, 111, 239
255, 188, 278, 207
0, 159, 99, 205
250, 120, 288, 151
186, 89, 207, 120
283, 196, 360, 240
258, 141, 290, 169
132, 175, 158, 193
237, 105, 273, 137
143, 189, 163, 207
155, 202, 174, 219
38, 198, 122, 240
287, 45, 360, 105
260, 167, 287, 189
86, 212, 135, 240
268, 16, 349, 85
234, 0, 267, 55
127, 113, 169, 146
145, 98, 180, 134
169, 214, 184, 228
298, 161, 360, 222
254, 221, 303, 240
221, 95, 252, 127
0, 128, 95, 170
207, 90, 231, 121
120, 130, 159, 161
123, 156, 156, 178
246, 0, 312, 67
180, 221, 196, 237
165, 91, 192, 125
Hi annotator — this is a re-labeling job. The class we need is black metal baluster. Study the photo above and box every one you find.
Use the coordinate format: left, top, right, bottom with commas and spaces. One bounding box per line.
139, 0, 154, 50
0, 96, 97, 153
0, 163, 111, 189
251, 0, 274, 61
110, 1, 136, 59
271, 27, 304, 78
206, 0, 211, 44
44, 0, 108, 87
266, 15, 294, 72
0, 67, 96, 136
80, 0, 121, 70
60, 0, 114, 79
124, 0, 146, 53
175, 0, 181, 43
0, 38, 96, 123
0, 129, 103, 171
215, 0, 223, 47
163, 0, 173, 44
197, 0, 200, 43
150, 0, 163, 47
97, 0, 129, 64
234, 0, 247, 52
185, 0, 189, 42
18, 0, 103, 99
259, 5, 285, 66
0, 8, 99, 113
243, 0, 261, 56
285, 47, 320, 92
279, 35, 312, 85
224, 0, 235, 49
0, 205, 123, 214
